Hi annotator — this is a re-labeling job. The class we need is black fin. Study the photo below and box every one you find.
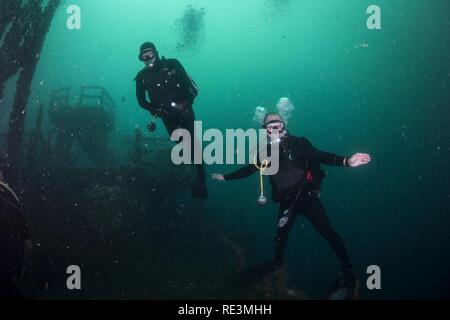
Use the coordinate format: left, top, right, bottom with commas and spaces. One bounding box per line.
233, 261, 280, 290
327, 268, 356, 300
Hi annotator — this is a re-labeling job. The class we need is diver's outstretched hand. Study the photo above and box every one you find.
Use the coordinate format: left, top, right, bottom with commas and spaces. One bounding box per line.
212, 174, 225, 181
348, 153, 371, 167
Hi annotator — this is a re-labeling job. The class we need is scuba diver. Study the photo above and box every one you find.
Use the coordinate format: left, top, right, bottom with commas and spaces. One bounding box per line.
212, 112, 371, 299
0, 169, 33, 300
134, 42, 207, 199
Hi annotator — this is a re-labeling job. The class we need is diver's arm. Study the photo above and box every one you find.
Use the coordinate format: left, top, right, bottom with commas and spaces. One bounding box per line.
315, 150, 349, 166
135, 72, 155, 112
301, 138, 349, 166
222, 164, 259, 181
173, 59, 198, 105
302, 139, 371, 167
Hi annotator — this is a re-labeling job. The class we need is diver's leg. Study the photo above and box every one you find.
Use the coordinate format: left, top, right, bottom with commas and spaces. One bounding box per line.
162, 115, 193, 160
302, 195, 351, 268
273, 202, 300, 267
303, 195, 357, 298
162, 109, 203, 177
233, 202, 298, 289
182, 107, 206, 183
162, 110, 207, 198
181, 107, 207, 198
161, 116, 179, 137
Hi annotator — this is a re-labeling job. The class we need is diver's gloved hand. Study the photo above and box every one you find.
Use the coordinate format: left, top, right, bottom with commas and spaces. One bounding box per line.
191, 181, 208, 199
212, 174, 225, 181
348, 153, 371, 167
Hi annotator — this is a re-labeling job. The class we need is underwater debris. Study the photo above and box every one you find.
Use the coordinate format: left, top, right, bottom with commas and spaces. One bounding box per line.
173, 5, 206, 53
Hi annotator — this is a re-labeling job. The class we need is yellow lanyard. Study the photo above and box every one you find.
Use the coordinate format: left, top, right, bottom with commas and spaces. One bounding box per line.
0, 180, 20, 204
253, 155, 269, 197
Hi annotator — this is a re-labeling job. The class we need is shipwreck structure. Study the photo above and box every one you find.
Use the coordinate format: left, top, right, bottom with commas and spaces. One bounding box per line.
48, 86, 116, 167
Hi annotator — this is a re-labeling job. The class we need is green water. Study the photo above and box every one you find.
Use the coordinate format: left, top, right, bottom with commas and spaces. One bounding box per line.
2, 0, 449, 299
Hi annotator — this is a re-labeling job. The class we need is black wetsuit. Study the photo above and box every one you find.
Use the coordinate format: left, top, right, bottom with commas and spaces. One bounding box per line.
135, 58, 206, 184
224, 134, 351, 269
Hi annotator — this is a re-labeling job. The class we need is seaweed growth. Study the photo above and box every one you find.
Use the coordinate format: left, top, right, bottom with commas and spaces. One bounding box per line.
173, 5, 206, 54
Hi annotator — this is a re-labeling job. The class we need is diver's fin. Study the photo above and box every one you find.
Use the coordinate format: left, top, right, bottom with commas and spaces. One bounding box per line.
233, 261, 280, 290
327, 268, 357, 300
191, 181, 208, 199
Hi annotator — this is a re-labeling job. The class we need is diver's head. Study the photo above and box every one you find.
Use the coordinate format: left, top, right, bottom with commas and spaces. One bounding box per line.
263, 113, 287, 139
139, 42, 159, 68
